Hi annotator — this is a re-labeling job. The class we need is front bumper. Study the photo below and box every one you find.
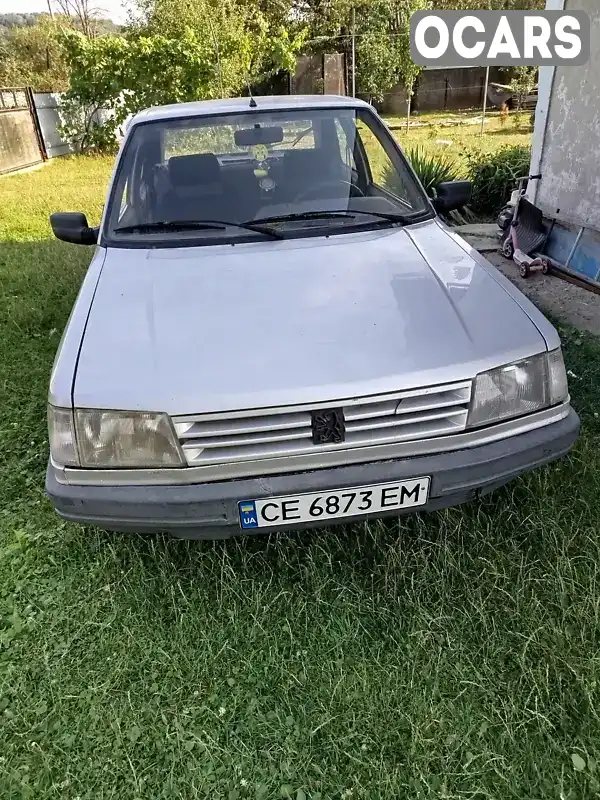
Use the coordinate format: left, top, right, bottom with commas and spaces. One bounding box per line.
46, 408, 579, 539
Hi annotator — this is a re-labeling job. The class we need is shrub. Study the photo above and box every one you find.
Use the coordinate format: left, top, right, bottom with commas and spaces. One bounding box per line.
56, 23, 306, 152
57, 96, 120, 154
403, 146, 459, 197
465, 144, 531, 215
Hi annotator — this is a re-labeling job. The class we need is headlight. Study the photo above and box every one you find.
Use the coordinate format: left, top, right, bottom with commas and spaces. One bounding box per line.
48, 405, 79, 466
49, 407, 186, 468
547, 347, 569, 405
75, 409, 185, 468
467, 349, 569, 428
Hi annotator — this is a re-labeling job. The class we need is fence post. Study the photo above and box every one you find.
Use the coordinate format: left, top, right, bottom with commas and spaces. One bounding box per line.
480, 66, 489, 137
26, 86, 48, 160
351, 5, 356, 97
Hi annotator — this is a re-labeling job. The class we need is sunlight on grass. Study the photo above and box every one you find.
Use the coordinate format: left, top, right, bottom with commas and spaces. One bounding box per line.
0, 154, 113, 241
0, 140, 598, 800
386, 109, 533, 175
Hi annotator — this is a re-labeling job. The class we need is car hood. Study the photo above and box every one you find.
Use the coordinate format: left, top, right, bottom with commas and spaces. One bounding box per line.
74, 221, 548, 415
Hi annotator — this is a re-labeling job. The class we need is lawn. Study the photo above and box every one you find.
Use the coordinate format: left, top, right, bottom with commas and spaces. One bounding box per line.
1, 146, 600, 800
387, 109, 533, 173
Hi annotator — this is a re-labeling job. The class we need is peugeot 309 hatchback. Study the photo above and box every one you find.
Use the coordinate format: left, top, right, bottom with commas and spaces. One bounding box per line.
45, 95, 579, 538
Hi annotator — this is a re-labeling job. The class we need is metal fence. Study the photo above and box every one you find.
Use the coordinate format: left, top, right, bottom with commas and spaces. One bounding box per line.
292, 54, 346, 96
32, 92, 75, 159
0, 87, 46, 175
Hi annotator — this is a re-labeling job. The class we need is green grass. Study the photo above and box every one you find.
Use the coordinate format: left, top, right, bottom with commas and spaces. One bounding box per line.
1, 152, 600, 800
384, 109, 533, 174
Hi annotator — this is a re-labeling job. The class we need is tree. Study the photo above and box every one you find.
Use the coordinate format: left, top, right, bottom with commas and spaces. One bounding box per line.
432, 0, 544, 8
509, 66, 537, 112
129, 0, 306, 87
353, 0, 427, 108
52, 0, 103, 38
0, 15, 70, 90
57, 13, 306, 149
0, 13, 45, 32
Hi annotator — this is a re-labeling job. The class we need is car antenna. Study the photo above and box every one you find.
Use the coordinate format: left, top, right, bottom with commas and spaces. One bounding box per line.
246, 73, 257, 108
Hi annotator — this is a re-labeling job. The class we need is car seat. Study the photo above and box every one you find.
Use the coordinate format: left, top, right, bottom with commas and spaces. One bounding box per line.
159, 154, 229, 221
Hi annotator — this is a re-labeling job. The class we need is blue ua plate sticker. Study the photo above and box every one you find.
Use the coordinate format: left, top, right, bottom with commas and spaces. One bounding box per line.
238, 501, 259, 529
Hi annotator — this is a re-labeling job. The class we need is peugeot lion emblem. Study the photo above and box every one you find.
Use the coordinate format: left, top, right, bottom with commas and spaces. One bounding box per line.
311, 408, 345, 445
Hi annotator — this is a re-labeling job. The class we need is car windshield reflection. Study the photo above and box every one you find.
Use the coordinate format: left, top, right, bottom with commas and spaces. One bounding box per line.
106, 106, 432, 245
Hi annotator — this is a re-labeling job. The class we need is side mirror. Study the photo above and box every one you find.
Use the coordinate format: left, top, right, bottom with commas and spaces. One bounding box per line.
50, 212, 98, 246
432, 180, 472, 214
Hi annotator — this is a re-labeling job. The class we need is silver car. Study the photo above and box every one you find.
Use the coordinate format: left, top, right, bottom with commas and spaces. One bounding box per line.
46, 95, 579, 538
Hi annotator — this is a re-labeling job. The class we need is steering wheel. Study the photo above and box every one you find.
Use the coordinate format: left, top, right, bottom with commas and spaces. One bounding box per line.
294, 180, 365, 204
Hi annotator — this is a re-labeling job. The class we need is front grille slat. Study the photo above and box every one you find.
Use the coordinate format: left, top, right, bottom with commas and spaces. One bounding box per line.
174, 380, 473, 469
175, 412, 311, 439
346, 406, 467, 433
181, 426, 312, 450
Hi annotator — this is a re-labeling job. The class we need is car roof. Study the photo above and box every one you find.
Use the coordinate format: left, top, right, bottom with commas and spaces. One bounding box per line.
128, 95, 373, 126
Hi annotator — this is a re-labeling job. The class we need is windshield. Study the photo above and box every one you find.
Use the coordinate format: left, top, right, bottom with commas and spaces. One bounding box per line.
104, 106, 432, 246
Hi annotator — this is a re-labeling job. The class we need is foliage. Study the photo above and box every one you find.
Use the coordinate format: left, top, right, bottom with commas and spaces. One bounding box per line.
433, 0, 544, 7
130, 0, 307, 86
57, 95, 119, 152
58, 28, 220, 149
509, 66, 538, 112
290, 0, 542, 106
403, 146, 459, 197
511, 110, 530, 131
466, 144, 531, 214
0, 15, 71, 91
0, 0, 546, 110
289, 0, 426, 105
58, 19, 305, 150
353, 0, 427, 105
0, 10, 120, 35
0, 12, 46, 30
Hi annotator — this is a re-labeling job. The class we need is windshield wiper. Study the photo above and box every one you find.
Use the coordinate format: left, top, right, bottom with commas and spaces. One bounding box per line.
249, 211, 355, 225
248, 209, 420, 226
114, 219, 283, 239
345, 209, 422, 223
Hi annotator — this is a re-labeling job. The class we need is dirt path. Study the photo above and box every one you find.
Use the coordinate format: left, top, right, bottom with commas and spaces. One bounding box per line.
455, 225, 600, 337
486, 251, 600, 337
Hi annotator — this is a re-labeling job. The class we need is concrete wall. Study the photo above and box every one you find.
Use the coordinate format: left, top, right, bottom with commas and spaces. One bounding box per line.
533, 0, 600, 231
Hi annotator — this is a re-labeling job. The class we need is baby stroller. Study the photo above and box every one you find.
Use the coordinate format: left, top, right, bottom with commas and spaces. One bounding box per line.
498, 174, 550, 278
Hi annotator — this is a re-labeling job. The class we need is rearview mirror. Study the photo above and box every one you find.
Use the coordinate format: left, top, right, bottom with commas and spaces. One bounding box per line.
50, 212, 98, 246
432, 181, 472, 214
234, 125, 284, 147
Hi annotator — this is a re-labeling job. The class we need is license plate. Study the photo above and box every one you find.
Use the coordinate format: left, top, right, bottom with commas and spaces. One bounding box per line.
238, 477, 430, 530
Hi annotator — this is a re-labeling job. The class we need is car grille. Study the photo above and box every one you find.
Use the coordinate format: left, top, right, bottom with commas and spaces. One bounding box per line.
173, 380, 473, 468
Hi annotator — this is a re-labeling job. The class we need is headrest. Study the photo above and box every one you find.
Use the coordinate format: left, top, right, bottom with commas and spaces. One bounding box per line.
168, 153, 220, 187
